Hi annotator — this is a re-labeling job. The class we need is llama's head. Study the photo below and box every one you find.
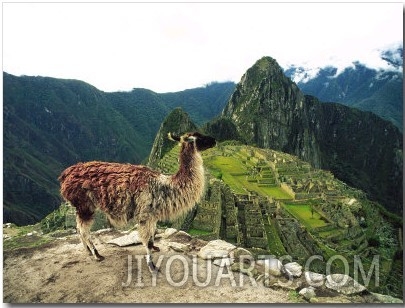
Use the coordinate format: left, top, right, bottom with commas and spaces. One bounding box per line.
168, 132, 216, 152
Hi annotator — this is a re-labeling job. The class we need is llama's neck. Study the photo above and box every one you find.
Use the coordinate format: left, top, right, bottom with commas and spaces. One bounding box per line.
154, 143, 205, 222
172, 143, 205, 200
168, 143, 205, 203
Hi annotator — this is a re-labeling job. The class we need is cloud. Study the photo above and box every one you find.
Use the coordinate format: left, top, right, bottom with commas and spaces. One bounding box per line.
2, 2, 403, 93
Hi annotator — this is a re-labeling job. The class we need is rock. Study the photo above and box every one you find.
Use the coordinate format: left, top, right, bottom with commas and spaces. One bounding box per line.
284, 262, 302, 277
162, 228, 178, 238
262, 276, 279, 288
299, 287, 316, 300
197, 239, 236, 260
94, 228, 113, 234
213, 257, 234, 267
304, 271, 325, 287
170, 230, 192, 243
230, 247, 253, 261
325, 274, 366, 295
168, 242, 190, 253
370, 292, 403, 304
230, 261, 259, 278
107, 230, 142, 247
266, 277, 302, 291
256, 257, 284, 277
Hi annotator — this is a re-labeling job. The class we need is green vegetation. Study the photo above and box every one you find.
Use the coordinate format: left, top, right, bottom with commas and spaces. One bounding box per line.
287, 290, 305, 303
263, 218, 287, 256
188, 229, 213, 236
204, 148, 293, 200
284, 203, 328, 229
3, 234, 52, 251
40, 203, 71, 234
259, 186, 292, 200
3, 221, 50, 251
205, 155, 248, 194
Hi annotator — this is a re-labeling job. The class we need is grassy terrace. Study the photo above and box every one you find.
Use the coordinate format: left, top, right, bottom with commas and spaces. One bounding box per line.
204, 150, 292, 200
283, 203, 328, 230
263, 217, 288, 256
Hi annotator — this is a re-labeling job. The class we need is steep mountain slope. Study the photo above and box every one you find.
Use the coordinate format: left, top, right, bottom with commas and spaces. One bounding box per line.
148, 107, 198, 168
284, 46, 403, 131
219, 57, 402, 215
3, 72, 234, 225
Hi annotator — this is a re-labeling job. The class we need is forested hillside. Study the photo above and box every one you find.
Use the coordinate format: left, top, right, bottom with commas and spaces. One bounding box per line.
3, 72, 234, 225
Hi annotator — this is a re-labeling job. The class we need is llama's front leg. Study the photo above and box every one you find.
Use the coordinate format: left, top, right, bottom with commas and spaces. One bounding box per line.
146, 239, 158, 273
149, 234, 160, 252
77, 217, 104, 261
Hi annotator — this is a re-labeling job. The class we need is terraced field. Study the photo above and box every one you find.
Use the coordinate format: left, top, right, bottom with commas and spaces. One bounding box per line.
283, 203, 328, 229
203, 146, 293, 200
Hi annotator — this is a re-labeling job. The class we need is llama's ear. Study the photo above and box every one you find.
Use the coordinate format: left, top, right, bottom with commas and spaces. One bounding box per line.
168, 132, 181, 142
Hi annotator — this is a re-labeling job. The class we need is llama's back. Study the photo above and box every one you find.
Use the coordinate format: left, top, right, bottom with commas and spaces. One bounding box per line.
59, 161, 160, 221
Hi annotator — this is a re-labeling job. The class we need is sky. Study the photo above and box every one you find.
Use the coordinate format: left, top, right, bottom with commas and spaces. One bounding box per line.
2, 1, 403, 93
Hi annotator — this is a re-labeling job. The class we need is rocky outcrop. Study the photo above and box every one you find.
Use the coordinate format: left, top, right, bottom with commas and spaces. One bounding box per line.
99, 227, 401, 303
325, 274, 367, 295
3, 223, 403, 304
220, 56, 403, 215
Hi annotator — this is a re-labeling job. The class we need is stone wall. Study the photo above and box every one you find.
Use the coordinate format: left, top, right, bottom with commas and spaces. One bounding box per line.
191, 180, 222, 237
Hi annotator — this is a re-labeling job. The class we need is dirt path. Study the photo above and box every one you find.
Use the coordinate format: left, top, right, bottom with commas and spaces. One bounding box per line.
3, 230, 292, 303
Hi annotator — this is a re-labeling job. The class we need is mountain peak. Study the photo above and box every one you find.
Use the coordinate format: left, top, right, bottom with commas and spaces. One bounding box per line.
223, 56, 302, 145
241, 57, 284, 85
253, 56, 279, 70
381, 46, 403, 70
147, 107, 197, 168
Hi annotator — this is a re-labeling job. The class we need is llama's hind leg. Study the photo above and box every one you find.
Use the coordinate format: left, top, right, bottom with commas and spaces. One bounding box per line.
76, 216, 104, 261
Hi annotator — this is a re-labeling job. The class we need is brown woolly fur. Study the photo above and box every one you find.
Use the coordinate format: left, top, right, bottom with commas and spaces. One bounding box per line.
58, 131, 216, 268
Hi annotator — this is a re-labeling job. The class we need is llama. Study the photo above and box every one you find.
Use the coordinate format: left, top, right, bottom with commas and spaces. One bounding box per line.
58, 131, 216, 272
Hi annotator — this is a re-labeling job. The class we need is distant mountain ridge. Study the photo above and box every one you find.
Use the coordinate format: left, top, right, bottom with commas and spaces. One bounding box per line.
3, 72, 234, 225
284, 46, 403, 131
